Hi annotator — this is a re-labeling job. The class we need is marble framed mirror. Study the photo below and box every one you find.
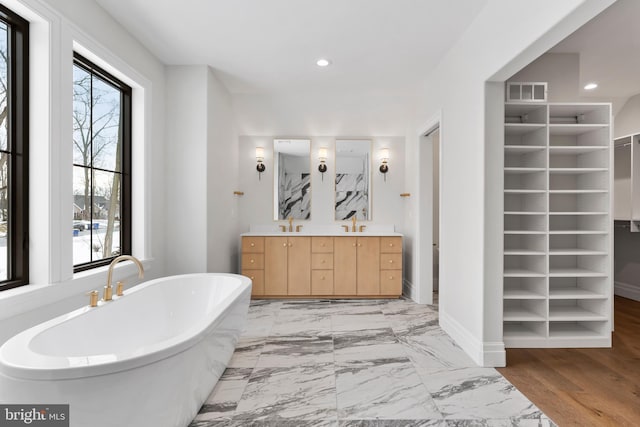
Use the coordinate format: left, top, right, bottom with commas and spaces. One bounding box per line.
335, 139, 371, 220
273, 139, 311, 220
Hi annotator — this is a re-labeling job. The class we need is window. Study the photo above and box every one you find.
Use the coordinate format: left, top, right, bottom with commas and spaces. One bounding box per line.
73, 53, 131, 272
0, 5, 28, 291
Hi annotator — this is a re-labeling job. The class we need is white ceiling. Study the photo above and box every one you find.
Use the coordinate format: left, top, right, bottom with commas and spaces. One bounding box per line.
95, 0, 487, 95
550, 0, 640, 99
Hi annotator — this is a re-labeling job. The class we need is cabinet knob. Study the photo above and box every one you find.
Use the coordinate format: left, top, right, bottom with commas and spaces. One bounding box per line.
389, 260, 393, 264
358, 243, 362, 247
250, 243, 255, 247
322, 260, 326, 264
389, 243, 394, 247
250, 276, 255, 280
288, 242, 293, 247
389, 276, 394, 280
283, 243, 287, 247
321, 276, 325, 280
321, 243, 325, 247
250, 259, 254, 263
352, 243, 356, 247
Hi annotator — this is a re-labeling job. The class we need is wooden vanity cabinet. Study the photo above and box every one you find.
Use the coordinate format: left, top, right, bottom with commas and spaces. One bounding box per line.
264, 236, 311, 296
242, 235, 402, 298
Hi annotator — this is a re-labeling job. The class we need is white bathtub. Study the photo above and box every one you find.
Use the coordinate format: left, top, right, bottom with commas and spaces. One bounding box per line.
0, 273, 251, 427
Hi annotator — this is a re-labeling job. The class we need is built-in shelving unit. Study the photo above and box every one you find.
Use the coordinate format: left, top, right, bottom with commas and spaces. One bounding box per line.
503, 102, 612, 348
614, 133, 640, 231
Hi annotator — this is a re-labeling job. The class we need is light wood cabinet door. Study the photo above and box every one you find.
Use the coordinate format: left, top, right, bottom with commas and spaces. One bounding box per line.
312, 270, 334, 295
357, 237, 380, 295
312, 236, 334, 253
312, 253, 334, 269
242, 253, 264, 270
288, 237, 311, 295
334, 236, 357, 295
264, 237, 288, 295
380, 270, 402, 295
243, 270, 264, 296
380, 253, 401, 270
381, 237, 402, 253
242, 236, 265, 253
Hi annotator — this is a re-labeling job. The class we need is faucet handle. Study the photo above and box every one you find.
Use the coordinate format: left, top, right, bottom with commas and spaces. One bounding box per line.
116, 281, 124, 297
341, 225, 349, 232
103, 284, 113, 302
359, 225, 367, 232
296, 225, 303, 232
87, 290, 99, 307
279, 225, 287, 232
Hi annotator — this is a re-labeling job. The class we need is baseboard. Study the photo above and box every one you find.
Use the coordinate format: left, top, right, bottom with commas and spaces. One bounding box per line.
440, 310, 506, 367
402, 279, 415, 301
615, 281, 640, 302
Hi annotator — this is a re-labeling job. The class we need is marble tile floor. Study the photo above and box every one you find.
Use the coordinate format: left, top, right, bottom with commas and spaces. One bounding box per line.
189, 299, 555, 427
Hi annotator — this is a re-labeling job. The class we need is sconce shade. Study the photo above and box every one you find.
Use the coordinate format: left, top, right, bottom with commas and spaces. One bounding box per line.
318, 148, 328, 161
379, 148, 389, 162
255, 147, 265, 161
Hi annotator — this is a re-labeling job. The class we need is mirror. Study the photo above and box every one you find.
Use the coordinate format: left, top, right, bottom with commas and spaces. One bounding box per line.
335, 140, 371, 220
273, 139, 311, 220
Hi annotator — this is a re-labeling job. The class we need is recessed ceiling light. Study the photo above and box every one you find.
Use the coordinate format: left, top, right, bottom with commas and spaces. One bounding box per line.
584, 82, 598, 90
316, 58, 331, 67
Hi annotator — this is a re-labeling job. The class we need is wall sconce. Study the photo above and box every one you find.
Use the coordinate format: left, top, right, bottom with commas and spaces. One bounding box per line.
256, 147, 265, 180
318, 147, 328, 181
379, 148, 389, 181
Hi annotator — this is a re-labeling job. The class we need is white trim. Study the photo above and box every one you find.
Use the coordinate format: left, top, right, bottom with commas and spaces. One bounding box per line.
440, 309, 506, 367
402, 278, 415, 301
615, 281, 640, 302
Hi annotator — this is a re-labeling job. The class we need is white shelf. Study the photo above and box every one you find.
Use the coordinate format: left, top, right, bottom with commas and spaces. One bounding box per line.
505, 124, 546, 136
504, 289, 546, 299
504, 307, 546, 321
504, 250, 546, 255
548, 230, 607, 235
504, 211, 545, 215
548, 189, 607, 194
504, 269, 545, 278
549, 146, 608, 154
548, 322, 607, 338
549, 306, 607, 321
549, 211, 607, 216
503, 101, 611, 349
548, 124, 608, 136
549, 287, 606, 299
505, 167, 547, 174
549, 249, 607, 255
549, 268, 606, 277
549, 168, 608, 174
505, 145, 546, 153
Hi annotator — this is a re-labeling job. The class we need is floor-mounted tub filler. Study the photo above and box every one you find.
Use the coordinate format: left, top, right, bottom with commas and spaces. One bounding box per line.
0, 273, 251, 427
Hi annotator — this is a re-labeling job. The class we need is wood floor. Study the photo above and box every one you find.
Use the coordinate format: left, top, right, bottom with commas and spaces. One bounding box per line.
498, 296, 640, 427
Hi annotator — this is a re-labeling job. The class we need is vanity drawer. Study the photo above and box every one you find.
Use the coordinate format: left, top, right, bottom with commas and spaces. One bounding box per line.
243, 270, 264, 296
312, 270, 334, 295
381, 237, 402, 253
380, 253, 402, 270
242, 253, 264, 269
380, 271, 402, 295
312, 236, 334, 253
312, 253, 334, 269
242, 236, 264, 253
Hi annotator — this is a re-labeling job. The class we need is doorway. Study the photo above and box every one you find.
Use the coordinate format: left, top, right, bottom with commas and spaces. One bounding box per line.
417, 125, 440, 304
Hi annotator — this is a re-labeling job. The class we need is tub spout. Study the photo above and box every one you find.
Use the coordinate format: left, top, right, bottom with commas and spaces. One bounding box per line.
105, 255, 145, 299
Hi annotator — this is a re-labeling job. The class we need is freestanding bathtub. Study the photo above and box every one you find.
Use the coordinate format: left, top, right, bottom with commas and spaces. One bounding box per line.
0, 273, 251, 427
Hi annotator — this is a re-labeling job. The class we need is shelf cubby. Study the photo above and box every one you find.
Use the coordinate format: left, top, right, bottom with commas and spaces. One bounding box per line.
503, 102, 611, 348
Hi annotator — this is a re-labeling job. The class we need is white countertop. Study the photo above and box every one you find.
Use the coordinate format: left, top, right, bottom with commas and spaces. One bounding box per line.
241, 231, 403, 237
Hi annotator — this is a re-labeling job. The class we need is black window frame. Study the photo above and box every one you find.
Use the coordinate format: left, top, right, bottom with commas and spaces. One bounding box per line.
0, 5, 29, 292
72, 52, 131, 273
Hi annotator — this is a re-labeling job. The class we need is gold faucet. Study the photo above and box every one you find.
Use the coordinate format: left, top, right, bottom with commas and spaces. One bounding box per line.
288, 217, 293, 232
359, 225, 367, 232
103, 255, 145, 301
342, 225, 349, 232
279, 225, 287, 232
296, 225, 303, 232
351, 216, 357, 232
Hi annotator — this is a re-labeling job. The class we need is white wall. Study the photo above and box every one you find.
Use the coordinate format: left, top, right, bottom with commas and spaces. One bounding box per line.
0, 0, 166, 344
237, 136, 405, 242
615, 93, 640, 138
405, 0, 615, 366
206, 67, 241, 273
165, 66, 208, 273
